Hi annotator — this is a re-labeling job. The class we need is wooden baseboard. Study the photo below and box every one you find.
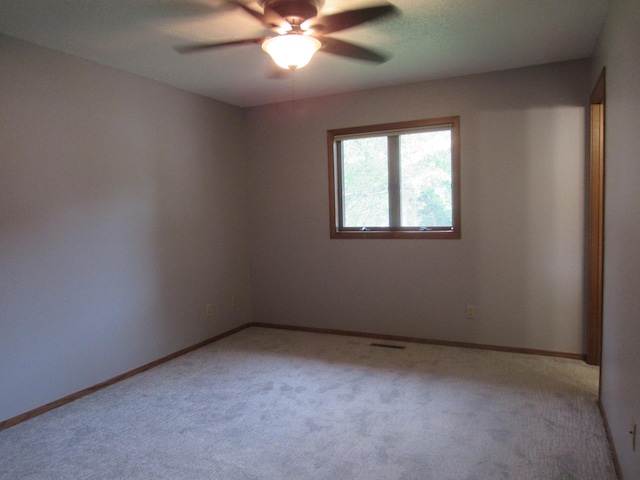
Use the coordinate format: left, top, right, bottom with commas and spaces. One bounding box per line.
248, 322, 586, 361
598, 400, 624, 480
0, 324, 251, 433
1, 321, 586, 433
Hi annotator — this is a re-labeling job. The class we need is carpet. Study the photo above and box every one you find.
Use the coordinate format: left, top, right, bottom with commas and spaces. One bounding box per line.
0, 327, 617, 479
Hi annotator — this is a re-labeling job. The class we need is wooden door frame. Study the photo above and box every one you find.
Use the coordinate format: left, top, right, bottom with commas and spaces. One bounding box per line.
587, 68, 605, 366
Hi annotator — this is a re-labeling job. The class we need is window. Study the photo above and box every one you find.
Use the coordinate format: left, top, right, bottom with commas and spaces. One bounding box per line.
328, 116, 460, 239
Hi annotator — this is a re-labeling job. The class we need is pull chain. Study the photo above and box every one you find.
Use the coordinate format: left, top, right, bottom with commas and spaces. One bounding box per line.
290, 67, 296, 119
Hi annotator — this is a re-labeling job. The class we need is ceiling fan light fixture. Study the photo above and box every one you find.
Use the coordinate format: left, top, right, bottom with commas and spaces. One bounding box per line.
262, 34, 321, 70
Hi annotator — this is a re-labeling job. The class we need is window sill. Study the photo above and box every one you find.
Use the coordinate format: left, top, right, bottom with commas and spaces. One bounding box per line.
330, 230, 461, 240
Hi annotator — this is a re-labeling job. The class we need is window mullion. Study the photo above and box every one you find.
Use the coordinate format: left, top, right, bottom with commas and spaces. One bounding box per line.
387, 135, 401, 228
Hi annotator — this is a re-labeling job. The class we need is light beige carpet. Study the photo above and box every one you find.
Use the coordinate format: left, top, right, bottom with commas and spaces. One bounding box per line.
0, 327, 617, 479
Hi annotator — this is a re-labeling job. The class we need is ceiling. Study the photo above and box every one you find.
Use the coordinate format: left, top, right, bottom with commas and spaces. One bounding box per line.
0, 0, 609, 107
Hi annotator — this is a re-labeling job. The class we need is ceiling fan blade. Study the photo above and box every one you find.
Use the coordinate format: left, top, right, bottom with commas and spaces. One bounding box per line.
230, 1, 289, 30
305, 4, 397, 34
174, 37, 266, 54
320, 37, 389, 63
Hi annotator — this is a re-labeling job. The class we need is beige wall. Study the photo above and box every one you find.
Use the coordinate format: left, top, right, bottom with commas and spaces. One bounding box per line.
0, 35, 252, 422
246, 60, 590, 355
591, 0, 640, 477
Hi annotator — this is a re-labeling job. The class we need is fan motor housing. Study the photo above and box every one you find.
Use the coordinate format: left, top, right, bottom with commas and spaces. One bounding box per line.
261, 0, 321, 23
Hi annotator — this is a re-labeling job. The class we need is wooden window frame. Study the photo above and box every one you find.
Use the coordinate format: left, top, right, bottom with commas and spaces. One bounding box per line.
328, 116, 461, 239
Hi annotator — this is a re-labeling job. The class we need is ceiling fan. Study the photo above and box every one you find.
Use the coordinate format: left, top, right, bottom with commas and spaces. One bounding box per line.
175, 0, 398, 70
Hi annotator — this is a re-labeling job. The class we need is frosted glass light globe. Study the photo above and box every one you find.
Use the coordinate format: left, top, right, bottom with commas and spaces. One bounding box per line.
262, 34, 322, 70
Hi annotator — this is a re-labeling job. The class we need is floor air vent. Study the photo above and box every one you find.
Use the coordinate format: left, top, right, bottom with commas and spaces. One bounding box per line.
370, 343, 406, 350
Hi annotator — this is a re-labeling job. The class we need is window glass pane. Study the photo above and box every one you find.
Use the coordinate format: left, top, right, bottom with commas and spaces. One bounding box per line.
342, 137, 389, 227
400, 130, 453, 227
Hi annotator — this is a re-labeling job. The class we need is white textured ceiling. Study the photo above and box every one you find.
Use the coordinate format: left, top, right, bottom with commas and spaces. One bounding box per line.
0, 0, 609, 107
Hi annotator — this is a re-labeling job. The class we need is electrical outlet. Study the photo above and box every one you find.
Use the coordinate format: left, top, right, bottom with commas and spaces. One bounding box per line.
465, 305, 476, 319
631, 420, 637, 451
206, 304, 213, 318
